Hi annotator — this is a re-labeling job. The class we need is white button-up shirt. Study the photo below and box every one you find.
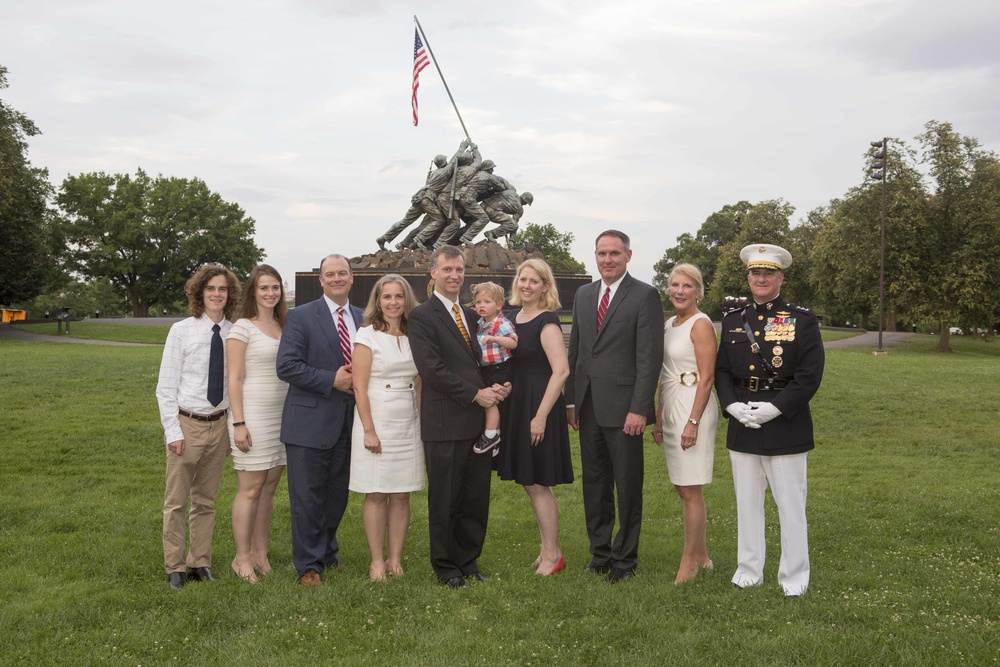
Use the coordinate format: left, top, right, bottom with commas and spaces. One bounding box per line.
155, 315, 232, 443
323, 294, 357, 347
598, 273, 627, 310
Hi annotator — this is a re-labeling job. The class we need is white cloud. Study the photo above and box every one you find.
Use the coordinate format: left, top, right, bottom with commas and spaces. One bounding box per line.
4, 0, 999, 288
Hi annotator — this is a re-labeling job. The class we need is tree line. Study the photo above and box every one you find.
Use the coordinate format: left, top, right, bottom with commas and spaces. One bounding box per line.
653, 120, 1000, 352
4, 63, 997, 346
1, 66, 264, 319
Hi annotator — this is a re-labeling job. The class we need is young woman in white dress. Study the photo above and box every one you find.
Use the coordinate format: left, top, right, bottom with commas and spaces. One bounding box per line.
652, 263, 719, 583
349, 274, 424, 581
226, 265, 288, 583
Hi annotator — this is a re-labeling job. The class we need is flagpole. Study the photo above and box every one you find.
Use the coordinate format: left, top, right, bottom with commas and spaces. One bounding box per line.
413, 15, 471, 142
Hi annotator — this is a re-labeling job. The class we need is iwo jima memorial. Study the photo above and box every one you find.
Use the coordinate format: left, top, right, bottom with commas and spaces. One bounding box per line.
295, 18, 590, 308
295, 139, 591, 308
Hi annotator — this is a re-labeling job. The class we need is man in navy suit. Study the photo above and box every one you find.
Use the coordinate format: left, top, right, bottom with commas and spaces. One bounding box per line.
408, 245, 509, 588
277, 254, 363, 586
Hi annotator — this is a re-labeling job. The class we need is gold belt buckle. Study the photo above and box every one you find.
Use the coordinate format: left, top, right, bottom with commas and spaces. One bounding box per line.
679, 372, 699, 386
748, 377, 759, 392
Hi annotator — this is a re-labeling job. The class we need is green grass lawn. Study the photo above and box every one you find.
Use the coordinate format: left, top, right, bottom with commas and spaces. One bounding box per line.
13, 321, 171, 344
1, 335, 998, 665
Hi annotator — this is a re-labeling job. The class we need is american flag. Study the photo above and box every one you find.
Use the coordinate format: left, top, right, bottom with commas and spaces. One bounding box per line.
411, 28, 430, 126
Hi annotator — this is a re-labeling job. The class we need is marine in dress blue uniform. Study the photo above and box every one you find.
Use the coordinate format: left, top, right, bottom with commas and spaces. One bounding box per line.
714, 244, 824, 597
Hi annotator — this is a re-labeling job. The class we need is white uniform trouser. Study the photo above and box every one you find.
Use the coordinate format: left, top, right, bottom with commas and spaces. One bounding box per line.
729, 450, 809, 596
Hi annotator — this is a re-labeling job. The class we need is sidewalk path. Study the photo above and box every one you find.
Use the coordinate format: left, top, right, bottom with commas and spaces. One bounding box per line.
822, 331, 917, 348
0, 324, 160, 347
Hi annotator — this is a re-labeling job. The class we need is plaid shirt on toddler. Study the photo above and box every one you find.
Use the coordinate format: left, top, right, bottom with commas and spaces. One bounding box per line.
477, 313, 517, 366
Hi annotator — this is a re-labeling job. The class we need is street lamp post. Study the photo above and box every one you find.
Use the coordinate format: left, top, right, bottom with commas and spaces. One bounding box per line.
868, 139, 888, 356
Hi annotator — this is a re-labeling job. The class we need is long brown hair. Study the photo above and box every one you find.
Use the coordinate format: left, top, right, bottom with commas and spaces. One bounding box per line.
363, 274, 418, 333
185, 264, 240, 320
237, 264, 287, 328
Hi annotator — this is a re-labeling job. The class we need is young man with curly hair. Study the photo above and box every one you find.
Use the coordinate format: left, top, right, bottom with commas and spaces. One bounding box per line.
155, 263, 241, 590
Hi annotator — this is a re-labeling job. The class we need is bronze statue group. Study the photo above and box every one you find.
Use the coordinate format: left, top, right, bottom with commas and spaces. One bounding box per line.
375, 140, 533, 251
156, 234, 823, 597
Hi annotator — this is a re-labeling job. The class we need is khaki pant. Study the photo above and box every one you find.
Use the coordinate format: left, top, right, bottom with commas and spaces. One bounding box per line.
162, 413, 230, 574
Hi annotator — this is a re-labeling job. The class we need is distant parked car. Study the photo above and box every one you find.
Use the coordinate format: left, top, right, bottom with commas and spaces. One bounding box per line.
949, 327, 963, 335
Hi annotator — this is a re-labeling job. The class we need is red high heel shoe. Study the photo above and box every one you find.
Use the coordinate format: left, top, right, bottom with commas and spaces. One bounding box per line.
545, 555, 566, 576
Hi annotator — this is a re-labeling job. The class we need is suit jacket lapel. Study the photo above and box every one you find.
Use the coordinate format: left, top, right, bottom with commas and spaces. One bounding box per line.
594, 274, 634, 343
432, 296, 477, 361
316, 299, 344, 363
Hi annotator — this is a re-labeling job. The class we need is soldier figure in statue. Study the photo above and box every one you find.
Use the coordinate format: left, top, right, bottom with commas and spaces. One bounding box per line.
453, 160, 514, 246
483, 191, 533, 246
374, 140, 470, 251
409, 144, 482, 249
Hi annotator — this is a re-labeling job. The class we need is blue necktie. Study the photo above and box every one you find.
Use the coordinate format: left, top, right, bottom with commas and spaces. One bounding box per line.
208, 323, 224, 407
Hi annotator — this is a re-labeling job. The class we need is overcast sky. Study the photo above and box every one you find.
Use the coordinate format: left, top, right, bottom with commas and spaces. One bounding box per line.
4, 0, 999, 287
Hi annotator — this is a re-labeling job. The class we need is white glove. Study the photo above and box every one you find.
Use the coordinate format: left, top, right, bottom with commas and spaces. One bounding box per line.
746, 401, 782, 426
726, 402, 761, 429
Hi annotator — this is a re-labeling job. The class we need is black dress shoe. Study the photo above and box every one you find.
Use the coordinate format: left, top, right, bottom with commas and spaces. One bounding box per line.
466, 572, 488, 583
444, 576, 466, 589
605, 567, 636, 584
168, 572, 187, 590
187, 566, 214, 582
584, 560, 611, 575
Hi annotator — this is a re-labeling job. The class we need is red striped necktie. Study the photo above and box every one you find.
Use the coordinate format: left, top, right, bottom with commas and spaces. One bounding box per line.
597, 286, 611, 330
337, 307, 352, 364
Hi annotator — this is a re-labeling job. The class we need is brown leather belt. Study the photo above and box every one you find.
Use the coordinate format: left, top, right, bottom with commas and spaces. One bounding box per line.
735, 377, 789, 392
179, 408, 228, 422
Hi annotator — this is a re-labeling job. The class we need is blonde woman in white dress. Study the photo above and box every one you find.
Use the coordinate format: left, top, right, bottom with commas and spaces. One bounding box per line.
652, 263, 719, 583
226, 265, 289, 583
349, 275, 424, 581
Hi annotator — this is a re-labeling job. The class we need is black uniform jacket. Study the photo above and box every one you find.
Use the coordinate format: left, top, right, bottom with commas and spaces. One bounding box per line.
715, 295, 824, 456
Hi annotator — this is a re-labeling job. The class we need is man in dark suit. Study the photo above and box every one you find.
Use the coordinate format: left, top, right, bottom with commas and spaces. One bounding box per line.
566, 230, 664, 583
715, 243, 824, 597
276, 254, 362, 586
408, 245, 509, 588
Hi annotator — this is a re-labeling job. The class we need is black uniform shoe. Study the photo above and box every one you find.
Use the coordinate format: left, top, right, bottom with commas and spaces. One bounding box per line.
605, 567, 636, 584
168, 572, 187, 590
187, 566, 215, 582
584, 560, 611, 575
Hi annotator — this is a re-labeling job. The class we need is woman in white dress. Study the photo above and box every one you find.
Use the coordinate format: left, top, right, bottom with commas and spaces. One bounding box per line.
349, 274, 424, 581
226, 265, 289, 583
652, 263, 719, 583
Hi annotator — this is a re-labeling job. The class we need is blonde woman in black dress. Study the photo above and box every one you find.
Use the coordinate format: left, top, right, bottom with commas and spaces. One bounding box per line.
495, 259, 574, 576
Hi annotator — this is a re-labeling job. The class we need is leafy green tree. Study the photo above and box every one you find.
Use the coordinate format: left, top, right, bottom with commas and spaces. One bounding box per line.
23, 279, 128, 320
509, 222, 586, 273
709, 199, 798, 306
913, 121, 1000, 350
0, 66, 52, 306
56, 170, 264, 316
809, 141, 928, 330
653, 200, 751, 310
652, 232, 715, 312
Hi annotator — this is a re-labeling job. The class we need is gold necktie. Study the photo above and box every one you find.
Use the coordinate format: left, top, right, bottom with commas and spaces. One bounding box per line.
452, 304, 474, 351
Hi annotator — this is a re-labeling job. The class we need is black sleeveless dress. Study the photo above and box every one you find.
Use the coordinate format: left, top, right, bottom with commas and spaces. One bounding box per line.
494, 310, 574, 486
